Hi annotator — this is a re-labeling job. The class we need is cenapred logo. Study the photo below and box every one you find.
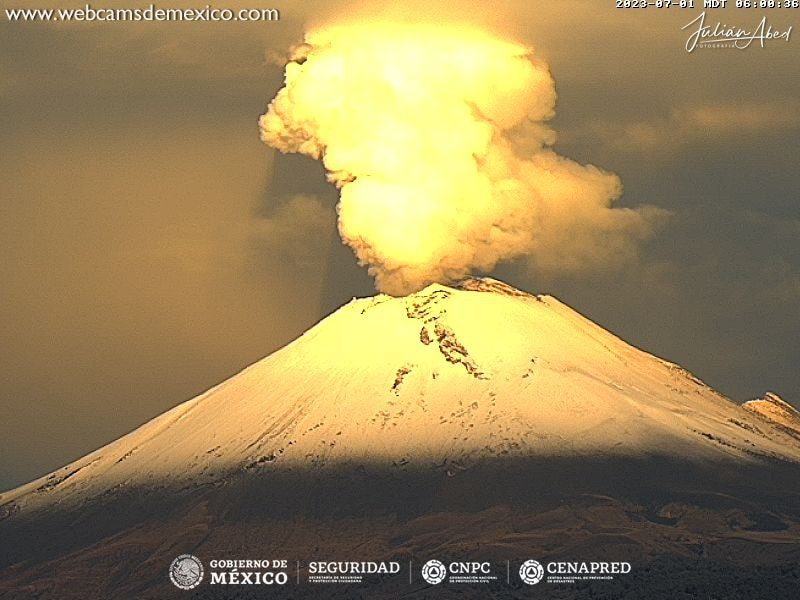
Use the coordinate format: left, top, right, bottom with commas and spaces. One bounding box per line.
519, 559, 544, 585
169, 554, 204, 590
421, 559, 447, 585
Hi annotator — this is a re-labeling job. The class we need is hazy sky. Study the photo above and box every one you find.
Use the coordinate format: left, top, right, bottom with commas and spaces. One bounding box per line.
1, 1, 798, 491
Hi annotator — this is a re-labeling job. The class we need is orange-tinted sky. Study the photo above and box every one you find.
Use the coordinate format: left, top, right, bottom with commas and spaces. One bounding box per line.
1, 1, 798, 490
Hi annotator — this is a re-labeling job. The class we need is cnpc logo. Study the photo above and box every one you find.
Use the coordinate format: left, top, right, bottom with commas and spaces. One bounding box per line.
421, 560, 492, 584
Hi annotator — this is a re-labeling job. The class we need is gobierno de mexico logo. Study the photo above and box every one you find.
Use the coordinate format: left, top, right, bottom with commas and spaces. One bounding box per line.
169, 554, 204, 590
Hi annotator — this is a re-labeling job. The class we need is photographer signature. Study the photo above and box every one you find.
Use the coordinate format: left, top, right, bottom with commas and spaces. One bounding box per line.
683, 11, 792, 53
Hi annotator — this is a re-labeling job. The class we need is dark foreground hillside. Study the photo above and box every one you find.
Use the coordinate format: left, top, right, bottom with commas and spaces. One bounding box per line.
2, 455, 799, 599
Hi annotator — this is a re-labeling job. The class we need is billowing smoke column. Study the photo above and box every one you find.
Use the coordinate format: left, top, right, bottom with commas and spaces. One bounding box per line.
260, 23, 663, 295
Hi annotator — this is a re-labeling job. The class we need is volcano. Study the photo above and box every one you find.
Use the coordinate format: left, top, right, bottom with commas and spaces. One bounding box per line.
2, 279, 800, 599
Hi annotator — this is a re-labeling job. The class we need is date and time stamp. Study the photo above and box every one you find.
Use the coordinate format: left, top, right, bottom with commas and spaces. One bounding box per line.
616, 1, 799, 8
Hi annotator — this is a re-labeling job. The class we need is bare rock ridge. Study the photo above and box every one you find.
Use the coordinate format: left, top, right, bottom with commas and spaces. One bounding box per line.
406, 287, 486, 378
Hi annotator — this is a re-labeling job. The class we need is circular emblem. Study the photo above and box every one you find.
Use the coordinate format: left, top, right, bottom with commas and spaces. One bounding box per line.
421, 559, 447, 585
519, 559, 544, 585
169, 554, 204, 590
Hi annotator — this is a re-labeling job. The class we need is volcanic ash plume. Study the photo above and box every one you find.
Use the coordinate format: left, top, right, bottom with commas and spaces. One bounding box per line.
260, 23, 665, 295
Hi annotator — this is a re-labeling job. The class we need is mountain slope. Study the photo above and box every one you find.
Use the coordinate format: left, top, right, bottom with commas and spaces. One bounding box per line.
744, 392, 800, 435
2, 278, 798, 519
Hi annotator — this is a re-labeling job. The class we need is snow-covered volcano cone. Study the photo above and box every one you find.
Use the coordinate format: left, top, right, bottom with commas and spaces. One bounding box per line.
3, 278, 799, 519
